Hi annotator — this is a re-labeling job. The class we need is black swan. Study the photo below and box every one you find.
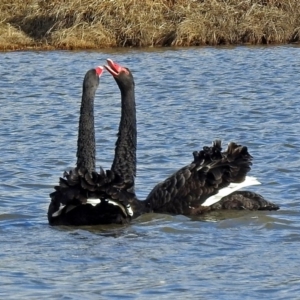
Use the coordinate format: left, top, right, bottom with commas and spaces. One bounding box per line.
48, 67, 132, 226
103, 59, 279, 219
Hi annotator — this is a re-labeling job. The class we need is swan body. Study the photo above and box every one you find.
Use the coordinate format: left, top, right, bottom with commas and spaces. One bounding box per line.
144, 140, 279, 215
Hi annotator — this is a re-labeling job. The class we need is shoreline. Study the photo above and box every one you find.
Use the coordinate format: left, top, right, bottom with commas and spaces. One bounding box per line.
1, 0, 299, 52
1, 43, 299, 53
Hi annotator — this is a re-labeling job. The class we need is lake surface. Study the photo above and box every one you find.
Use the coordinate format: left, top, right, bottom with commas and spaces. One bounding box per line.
0, 46, 300, 299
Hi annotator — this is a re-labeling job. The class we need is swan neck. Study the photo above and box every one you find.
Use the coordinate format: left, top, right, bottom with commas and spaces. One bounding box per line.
112, 86, 136, 191
76, 84, 96, 172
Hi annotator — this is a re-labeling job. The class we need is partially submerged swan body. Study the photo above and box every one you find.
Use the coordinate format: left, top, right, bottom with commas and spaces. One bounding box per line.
48, 165, 133, 226
143, 140, 279, 215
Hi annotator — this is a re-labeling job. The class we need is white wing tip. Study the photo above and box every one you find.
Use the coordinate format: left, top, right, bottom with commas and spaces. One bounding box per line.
245, 176, 261, 186
201, 176, 261, 207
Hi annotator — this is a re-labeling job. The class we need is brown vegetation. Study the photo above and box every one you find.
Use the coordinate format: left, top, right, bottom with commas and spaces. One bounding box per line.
0, 0, 299, 51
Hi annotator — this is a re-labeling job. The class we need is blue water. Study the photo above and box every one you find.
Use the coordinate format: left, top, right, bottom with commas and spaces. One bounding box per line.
0, 46, 300, 299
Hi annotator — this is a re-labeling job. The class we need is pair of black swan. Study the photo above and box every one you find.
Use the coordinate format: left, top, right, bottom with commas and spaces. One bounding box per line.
48, 59, 279, 226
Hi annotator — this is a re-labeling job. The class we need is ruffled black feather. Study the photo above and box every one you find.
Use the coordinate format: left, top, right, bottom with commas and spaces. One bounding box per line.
48, 166, 132, 225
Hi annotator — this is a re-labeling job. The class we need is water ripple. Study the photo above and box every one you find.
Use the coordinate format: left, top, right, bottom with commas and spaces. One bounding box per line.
0, 46, 300, 299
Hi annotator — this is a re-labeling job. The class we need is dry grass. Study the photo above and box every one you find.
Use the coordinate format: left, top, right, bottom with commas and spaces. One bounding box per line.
0, 0, 300, 51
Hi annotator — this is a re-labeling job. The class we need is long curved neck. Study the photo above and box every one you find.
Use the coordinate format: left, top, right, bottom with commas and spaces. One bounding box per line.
111, 86, 137, 192
76, 84, 96, 172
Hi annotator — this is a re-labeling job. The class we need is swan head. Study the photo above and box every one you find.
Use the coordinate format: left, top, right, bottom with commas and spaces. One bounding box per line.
83, 66, 104, 91
104, 59, 134, 90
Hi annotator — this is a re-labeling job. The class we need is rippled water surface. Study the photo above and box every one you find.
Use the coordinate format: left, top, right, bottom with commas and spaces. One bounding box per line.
0, 46, 300, 299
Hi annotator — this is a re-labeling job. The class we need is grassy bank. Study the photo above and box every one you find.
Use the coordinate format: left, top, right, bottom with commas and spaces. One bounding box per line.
1, 0, 300, 51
